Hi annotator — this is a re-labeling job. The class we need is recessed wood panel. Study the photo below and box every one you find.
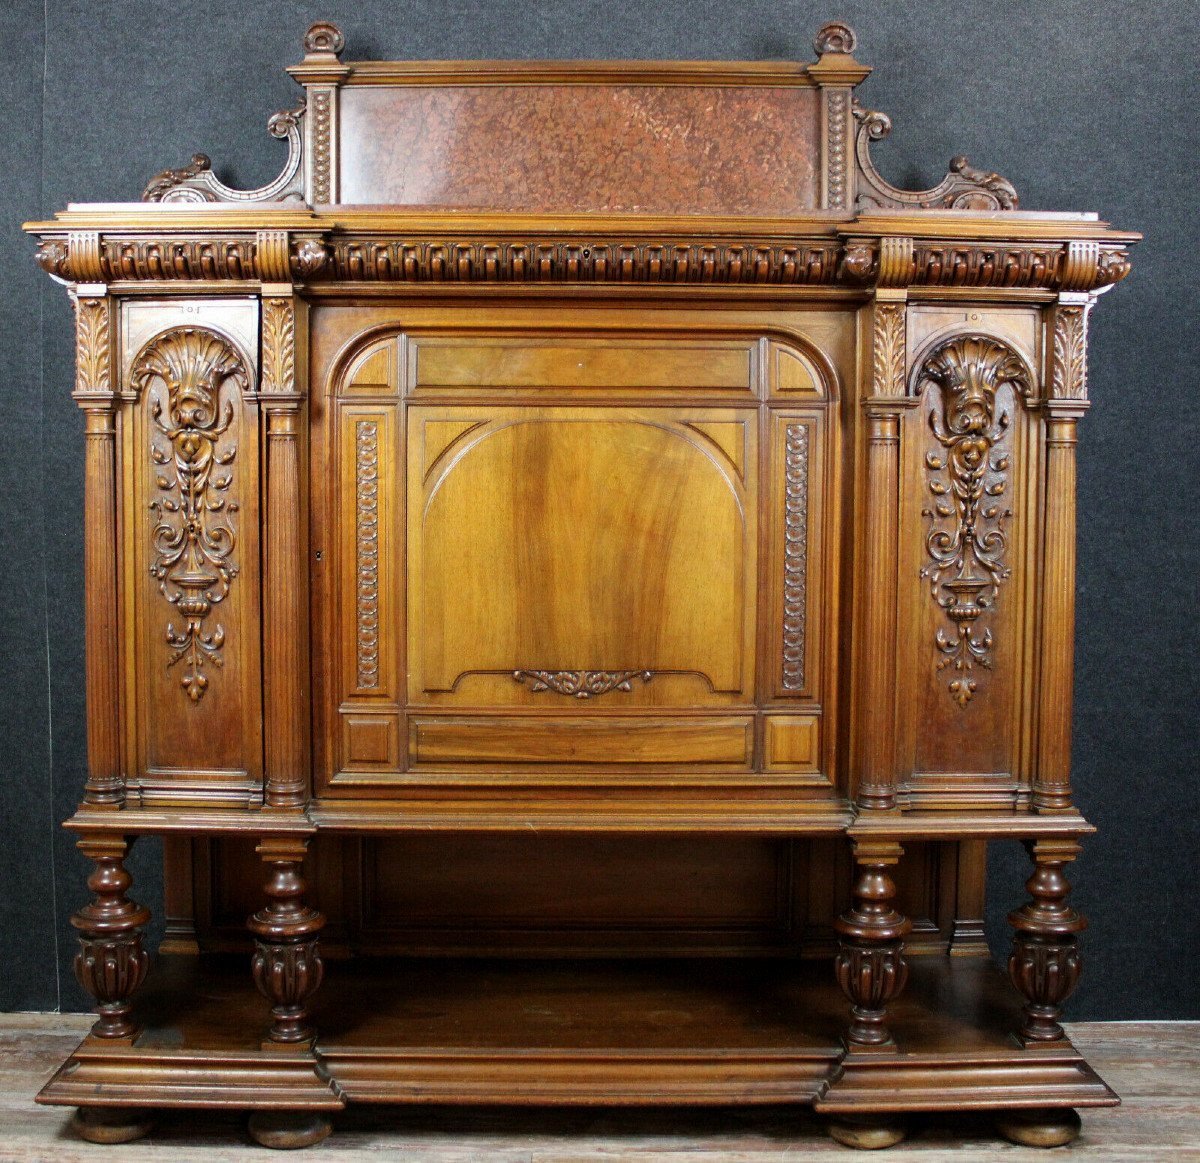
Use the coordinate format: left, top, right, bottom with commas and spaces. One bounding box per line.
409, 335, 757, 393
342, 712, 401, 770
409, 716, 754, 767
408, 407, 757, 709
124, 318, 262, 801
339, 82, 820, 214
764, 715, 820, 772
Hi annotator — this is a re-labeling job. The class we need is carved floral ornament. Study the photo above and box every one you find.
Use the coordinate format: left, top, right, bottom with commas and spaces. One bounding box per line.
914, 334, 1032, 708
131, 328, 249, 703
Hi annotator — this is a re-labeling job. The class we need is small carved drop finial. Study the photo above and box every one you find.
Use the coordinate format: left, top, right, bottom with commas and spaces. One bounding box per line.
304, 21, 345, 57
814, 21, 857, 56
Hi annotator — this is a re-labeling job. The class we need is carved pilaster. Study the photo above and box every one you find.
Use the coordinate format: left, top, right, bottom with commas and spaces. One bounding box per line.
856, 294, 908, 810
835, 841, 911, 1049
291, 24, 350, 205
1035, 297, 1092, 811
1008, 839, 1086, 1043
261, 294, 310, 809
74, 293, 124, 806
247, 838, 324, 1044
71, 837, 151, 1040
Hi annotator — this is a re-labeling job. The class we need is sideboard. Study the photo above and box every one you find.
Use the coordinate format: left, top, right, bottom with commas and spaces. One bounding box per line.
25, 20, 1138, 1151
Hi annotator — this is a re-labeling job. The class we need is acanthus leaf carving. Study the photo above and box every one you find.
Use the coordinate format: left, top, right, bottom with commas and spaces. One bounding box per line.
513, 670, 653, 698
854, 102, 1019, 212
872, 302, 906, 398
73, 297, 112, 397
260, 297, 296, 396
132, 328, 248, 703
1051, 304, 1091, 401
917, 335, 1031, 707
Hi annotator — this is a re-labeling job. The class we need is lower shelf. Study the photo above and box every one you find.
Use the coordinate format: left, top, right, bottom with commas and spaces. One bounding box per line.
39, 953, 1116, 1113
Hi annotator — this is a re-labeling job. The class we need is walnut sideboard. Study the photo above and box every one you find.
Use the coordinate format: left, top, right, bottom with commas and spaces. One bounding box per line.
25, 21, 1139, 1151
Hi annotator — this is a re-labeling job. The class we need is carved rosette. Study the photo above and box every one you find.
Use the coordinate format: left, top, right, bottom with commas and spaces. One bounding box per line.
916, 335, 1031, 707
71, 841, 151, 1040
355, 421, 381, 689
132, 328, 249, 703
512, 670, 653, 698
782, 424, 809, 690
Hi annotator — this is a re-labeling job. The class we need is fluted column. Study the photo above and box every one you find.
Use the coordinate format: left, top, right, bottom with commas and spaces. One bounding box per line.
855, 286, 912, 810
1034, 294, 1092, 811
259, 286, 310, 809
73, 291, 124, 807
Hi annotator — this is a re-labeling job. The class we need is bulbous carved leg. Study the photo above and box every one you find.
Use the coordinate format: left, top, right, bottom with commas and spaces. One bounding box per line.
71, 1106, 154, 1144
835, 841, 911, 1050
71, 837, 151, 1040
1007, 839, 1086, 1044
247, 839, 325, 1045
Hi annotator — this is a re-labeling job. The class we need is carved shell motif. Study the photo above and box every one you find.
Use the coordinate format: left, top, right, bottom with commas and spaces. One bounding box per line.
131, 328, 249, 702
916, 335, 1031, 707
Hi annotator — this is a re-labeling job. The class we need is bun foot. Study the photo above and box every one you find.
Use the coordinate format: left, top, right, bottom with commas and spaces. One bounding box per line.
996, 1107, 1082, 1148
71, 1106, 153, 1144
248, 1110, 333, 1149
827, 1114, 908, 1149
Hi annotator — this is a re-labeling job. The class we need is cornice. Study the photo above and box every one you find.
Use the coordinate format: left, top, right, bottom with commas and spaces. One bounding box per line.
26, 216, 1136, 293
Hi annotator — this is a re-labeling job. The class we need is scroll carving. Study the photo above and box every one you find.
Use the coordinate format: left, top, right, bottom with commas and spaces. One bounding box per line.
355, 421, 381, 690
854, 102, 1019, 211
512, 670, 653, 698
782, 424, 809, 690
143, 104, 306, 204
1051, 304, 1091, 401
916, 335, 1032, 707
132, 328, 249, 702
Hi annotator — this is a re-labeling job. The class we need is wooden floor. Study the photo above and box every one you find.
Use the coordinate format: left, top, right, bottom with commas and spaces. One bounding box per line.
1, 1015, 1196, 1160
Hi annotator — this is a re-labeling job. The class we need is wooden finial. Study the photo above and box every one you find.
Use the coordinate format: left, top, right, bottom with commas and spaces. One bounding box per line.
814, 21, 857, 56
303, 21, 345, 58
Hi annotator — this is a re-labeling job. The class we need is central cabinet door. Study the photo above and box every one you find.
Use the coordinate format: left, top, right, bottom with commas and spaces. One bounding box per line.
406, 404, 758, 769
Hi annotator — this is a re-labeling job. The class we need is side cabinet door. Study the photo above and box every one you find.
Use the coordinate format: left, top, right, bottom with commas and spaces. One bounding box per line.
121, 300, 263, 805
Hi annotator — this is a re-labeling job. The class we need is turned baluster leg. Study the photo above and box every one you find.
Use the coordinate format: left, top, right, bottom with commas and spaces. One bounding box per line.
247, 838, 325, 1045
997, 839, 1087, 1149
834, 841, 911, 1049
827, 841, 912, 1149
1007, 839, 1086, 1044
71, 837, 151, 1040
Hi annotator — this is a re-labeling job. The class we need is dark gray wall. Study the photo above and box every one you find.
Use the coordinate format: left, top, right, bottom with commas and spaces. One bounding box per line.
2, 1, 1195, 1018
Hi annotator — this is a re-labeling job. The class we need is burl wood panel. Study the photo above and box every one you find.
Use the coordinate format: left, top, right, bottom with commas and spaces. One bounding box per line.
338, 84, 820, 213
